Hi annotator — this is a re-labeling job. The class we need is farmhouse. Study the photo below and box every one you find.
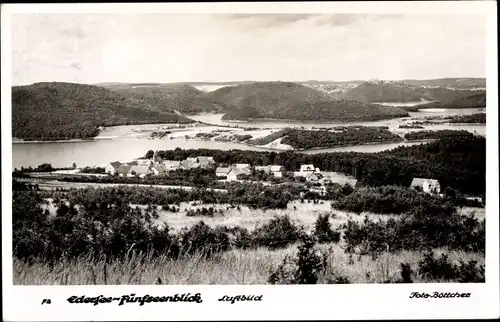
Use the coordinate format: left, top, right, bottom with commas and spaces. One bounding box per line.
105, 161, 121, 175
411, 178, 441, 194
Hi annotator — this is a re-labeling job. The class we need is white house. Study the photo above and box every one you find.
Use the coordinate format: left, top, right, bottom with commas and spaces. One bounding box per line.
270, 165, 284, 178
227, 167, 247, 181
105, 161, 121, 175
300, 164, 315, 173
411, 178, 441, 194
197, 156, 215, 168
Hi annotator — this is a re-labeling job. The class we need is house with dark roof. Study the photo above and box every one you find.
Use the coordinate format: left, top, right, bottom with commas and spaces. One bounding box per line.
411, 178, 441, 194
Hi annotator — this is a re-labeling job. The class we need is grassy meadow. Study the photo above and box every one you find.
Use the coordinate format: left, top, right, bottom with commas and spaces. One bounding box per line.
14, 199, 485, 285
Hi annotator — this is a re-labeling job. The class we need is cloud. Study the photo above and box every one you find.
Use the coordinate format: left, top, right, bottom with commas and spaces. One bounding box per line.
222, 14, 318, 28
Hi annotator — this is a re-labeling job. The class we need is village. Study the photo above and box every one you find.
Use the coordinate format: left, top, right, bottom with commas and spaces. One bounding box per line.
99, 150, 448, 197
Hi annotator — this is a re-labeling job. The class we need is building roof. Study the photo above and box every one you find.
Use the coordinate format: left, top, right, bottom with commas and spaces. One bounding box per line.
234, 163, 251, 169
129, 165, 151, 175
108, 161, 121, 169
197, 156, 214, 162
186, 157, 198, 162
182, 159, 200, 169
162, 160, 181, 167
300, 164, 315, 172
117, 165, 132, 174
216, 167, 231, 174
229, 167, 247, 176
153, 164, 168, 174
411, 178, 440, 188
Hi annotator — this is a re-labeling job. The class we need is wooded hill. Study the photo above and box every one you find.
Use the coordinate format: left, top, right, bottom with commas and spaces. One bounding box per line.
103, 83, 233, 114
340, 80, 485, 104
209, 81, 409, 121
12, 82, 193, 141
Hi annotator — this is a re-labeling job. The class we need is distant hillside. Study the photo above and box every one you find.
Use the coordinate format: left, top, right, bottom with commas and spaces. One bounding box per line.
400, 78, 486, 89
209, 81, 408, 122
340, 80, 485, 104
415, 92, 486, 110
102, 83, 232, 114
12, 82, 193, 141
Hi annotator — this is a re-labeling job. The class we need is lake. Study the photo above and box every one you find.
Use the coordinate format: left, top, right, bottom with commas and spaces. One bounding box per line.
12, 107, 485, 169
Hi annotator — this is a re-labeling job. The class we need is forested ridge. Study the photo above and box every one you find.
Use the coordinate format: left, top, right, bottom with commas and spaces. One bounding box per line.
105, 83, 233, 115
212, 81, 408, 121
280, 127, 403, 149
12, 82, 193, 141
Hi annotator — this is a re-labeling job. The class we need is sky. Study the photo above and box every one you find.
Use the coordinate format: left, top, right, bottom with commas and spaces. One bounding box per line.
11, 13, 487, 85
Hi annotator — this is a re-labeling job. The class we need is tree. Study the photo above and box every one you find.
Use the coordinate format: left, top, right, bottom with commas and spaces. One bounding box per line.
72, 162, 77, 169
145, 150, 155, 159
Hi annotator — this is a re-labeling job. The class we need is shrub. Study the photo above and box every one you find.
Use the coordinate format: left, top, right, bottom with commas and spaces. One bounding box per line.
312, 213, 341, 244
252, 215, 303, 250
178, 221, 231, 258
417, 251, 485, 283
342, 205, 485, 253
268, 235, 351, 285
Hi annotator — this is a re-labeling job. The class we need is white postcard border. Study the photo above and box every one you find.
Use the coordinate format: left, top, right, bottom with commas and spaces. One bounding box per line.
2, 2, 499, 321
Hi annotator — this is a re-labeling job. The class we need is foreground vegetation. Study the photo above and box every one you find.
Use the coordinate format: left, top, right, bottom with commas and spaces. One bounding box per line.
13, 180, 485, 284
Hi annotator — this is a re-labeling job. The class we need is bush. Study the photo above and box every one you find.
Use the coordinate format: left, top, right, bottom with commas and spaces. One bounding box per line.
417, 251, 485, 282
178, 221, 231, 258
342, 205, 485, 253
312, 213, 341, 244
252, 215, 304, 250
268, 235, 351, 284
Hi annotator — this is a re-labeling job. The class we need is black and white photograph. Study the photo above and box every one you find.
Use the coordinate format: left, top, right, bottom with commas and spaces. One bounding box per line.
2, 1, 499, 321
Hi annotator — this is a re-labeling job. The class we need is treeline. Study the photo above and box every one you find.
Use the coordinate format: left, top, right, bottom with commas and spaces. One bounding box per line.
147, 136, 485, 195
404, 130, 474, 140
281, 127, 403, 149
57, 168, 218, 187
34, 183, 302, 211
448, 113, 486, 124
331, 185, 483, 215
